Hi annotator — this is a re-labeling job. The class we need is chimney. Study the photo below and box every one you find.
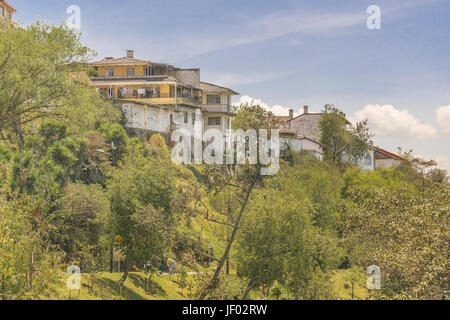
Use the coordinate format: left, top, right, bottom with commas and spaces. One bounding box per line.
126, 50, 134, 58
289, 109, 294, 119
303, 105, 309, 114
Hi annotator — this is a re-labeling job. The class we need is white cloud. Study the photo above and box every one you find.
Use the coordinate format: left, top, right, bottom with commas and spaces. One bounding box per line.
350, 104, 438, 140
233, 96, 298, 117
436, 105, 450, 133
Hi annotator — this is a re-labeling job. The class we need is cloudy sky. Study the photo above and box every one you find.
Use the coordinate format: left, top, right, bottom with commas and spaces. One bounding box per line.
12, 0, 450, 171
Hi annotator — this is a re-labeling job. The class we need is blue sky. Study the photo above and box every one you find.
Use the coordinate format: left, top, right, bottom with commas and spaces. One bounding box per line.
11, 0, 450, 171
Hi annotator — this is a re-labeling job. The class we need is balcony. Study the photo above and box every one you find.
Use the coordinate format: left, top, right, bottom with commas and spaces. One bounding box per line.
90, 75, 169, 82
202, 104, 235, 114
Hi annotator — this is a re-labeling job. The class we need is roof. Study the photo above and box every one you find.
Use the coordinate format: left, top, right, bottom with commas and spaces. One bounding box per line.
288, 111, 351, 125
88, 57, 151, 67
289, 112, 323, 122
375, 147, 402, 160
200, 81, 239, 95
0, 1, 16, 12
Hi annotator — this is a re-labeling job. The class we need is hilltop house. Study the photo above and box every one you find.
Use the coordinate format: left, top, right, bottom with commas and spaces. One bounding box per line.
0, 0, 16, 23
275, 107, 325, 160
88, 51, 238, 140
276, 106, 401, 170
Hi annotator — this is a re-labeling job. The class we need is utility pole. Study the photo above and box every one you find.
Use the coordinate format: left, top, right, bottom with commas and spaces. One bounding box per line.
109, 141, 116, 273
99, 142, 116, 273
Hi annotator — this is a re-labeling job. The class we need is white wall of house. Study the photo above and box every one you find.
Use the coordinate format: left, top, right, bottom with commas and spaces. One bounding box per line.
280, 137, 323, 160
358, 150, 376, 172
120, 103, 201, 137
375, 158, 401, 169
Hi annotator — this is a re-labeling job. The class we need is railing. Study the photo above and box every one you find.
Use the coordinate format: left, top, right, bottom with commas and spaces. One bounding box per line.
202, 104, 235, 114
90, 75, 168, 82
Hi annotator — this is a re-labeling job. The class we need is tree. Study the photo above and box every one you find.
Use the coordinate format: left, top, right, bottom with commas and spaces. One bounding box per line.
0, 21, 119, 144
236, 190, 314, 299
340, 184, 449, 299
0, 198, 63, 299
320, 105, 373, 168
343, 265, 366, 299
197, 103, 279, 299
106, 136, 176, 282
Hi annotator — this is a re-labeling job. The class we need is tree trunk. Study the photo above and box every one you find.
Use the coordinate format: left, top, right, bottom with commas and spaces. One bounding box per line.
242, 279, 256, 300
351, 283, 354, 299
199, 183, 255, 300
120, 245, 132, 282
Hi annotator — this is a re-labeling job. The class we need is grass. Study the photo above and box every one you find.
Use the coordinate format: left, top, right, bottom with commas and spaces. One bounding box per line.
41, 272, 193, 300
40, 269, 369, 300
333, 270, 368, 300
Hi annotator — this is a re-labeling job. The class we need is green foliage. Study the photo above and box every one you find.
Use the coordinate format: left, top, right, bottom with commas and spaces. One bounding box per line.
342, 167, 414, 197
319, 105, 373, 168
0, 21, 120, 142
340, 184, 449, 299
0, 199, 63, 299
39, 121, 68, 147
106, 138, 176, 280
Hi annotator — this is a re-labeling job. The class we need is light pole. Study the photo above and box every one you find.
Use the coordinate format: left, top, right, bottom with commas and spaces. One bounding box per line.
96, 141, 117, 273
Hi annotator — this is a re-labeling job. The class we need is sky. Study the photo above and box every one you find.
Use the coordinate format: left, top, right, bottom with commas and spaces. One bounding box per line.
11, 0, 450, 172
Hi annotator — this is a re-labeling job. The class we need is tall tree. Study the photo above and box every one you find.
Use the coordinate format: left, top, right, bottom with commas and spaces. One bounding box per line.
0, 21, 119, 143
198, 103, 279, 299
320, 105, 373, 168
106, 136, 176, 282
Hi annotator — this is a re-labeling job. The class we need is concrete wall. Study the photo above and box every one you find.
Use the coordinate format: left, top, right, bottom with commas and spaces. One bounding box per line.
173, 69, 201, 89
280, 137, 323, 160
120, 103, 202, 138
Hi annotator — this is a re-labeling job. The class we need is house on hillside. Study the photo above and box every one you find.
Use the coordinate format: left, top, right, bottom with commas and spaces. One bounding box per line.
88, 50, 238, 140
276, 106, 401, 170
0, 0, 16, 23
279, 129, 325, 160
374, 147, 402, 169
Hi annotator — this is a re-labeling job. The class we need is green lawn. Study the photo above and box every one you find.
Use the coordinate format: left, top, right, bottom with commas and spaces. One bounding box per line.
41, 272, 192, 300
333, 270, 368, 300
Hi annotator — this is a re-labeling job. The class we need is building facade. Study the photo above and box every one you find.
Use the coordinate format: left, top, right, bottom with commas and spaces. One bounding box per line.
276, 106, 401, 170
88, 51, 238, 140
0, 0, 16, 23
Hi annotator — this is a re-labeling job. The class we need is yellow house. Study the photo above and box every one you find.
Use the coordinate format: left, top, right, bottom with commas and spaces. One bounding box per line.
88, 50, 202, 109
88, 50, 239, 138
0, 0, 16, 23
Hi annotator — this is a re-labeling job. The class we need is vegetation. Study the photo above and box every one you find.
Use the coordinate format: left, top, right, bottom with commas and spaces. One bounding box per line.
0, 20, 448, 301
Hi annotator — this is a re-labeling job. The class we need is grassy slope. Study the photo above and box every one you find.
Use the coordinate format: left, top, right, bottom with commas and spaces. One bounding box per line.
42, 269, 368, 300
42, 272, 192, 300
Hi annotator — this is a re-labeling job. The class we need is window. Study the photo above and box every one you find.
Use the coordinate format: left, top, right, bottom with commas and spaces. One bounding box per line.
170, 114, 174, 123
208, 117, 221, 126
8, 11, 12, 20
184, 111, 188, 124
126, 68, 135, 77
207, 95, 221, 104
0, 7, 4, 18
192, 113, 196, 125
106, 68, 114, 77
